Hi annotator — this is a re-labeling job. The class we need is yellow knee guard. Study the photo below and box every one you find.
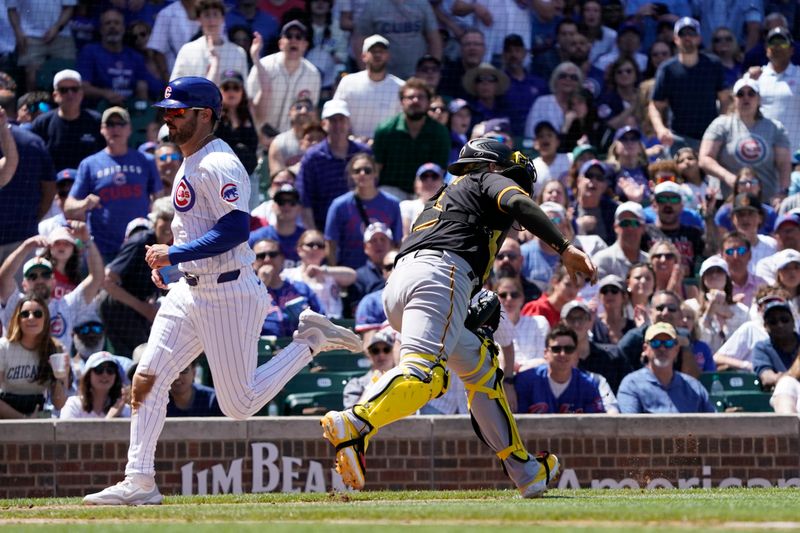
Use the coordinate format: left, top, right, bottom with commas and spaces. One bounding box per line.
463, 337, 530, 464
354, 354, 448, 430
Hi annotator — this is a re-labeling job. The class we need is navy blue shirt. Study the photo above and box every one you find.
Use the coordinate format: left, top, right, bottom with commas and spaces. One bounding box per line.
167, 384, 223, 417
652, 54, 726, 140
752, 335, 799, 378
31, 109, 104, 171
0, 126, 54, 245
617, 367, 715, 413
355, 288, 386, 332
76, 44, 163, 102
504, 71, 548, 137
226, 8, 279, 50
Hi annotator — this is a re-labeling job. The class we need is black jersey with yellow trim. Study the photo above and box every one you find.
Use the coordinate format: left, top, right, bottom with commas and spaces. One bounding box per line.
398, 170, 528, 284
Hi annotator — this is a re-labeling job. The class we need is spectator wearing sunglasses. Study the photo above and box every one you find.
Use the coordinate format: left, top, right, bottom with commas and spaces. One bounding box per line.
461, 63, 511, 129
617, 322, 714, 413
343, 329, 397, 409
713, 167, 778, 235
153, 142, 182, 198
618, 290, 701, 377
643, 181, 704, 276
701, 77, 791, 204
718, 231, 763, 307
400, 163, 445, 239
283, 230, 356, 320
752, 299, 800, 389
496, 237, 542, 303
594, 202, 650, 279
0, 222, 104, 353
748, 26, 800, 154
324, 153, 402, 269
683, 256, 750, 354
100, 197, 174, 357
515, 325, 605, 414
0, 295, 70, 419
254, 238, 324, 337
60, 351, 130, 419
354, 250, 397, 333
593, 275, 637, 347
641, 160, 704, 230
573, 159, 619, 246
525, 62, 584, 139
248, 183, 304, 267
31, 70, 104, 172
69, 314, 118, 380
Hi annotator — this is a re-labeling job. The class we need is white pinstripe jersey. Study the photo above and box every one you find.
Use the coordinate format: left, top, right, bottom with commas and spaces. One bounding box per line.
171, 138, 255, 274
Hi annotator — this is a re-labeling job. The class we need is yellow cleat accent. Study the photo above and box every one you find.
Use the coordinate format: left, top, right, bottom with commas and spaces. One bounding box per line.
519, 452, 561, 499
320, 411, 366, 490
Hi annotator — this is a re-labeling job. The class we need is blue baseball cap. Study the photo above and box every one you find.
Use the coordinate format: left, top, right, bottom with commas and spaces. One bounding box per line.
579, 159, 608, 178
416, 162, 443, 178
56, 168, 77, 183
774, 212, 800, 232
614, 125, 642, 142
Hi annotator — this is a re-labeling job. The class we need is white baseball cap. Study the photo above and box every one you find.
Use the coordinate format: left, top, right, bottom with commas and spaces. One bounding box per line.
364, 222, 393, 243
733, 77, 759, 96
614, 201, 645, 222
321, 99, 350, 120
653, 181, 683, 197
775, 248, 800, 271
362, 34, 389, 54
53, 69, 81, 89
23, 257, 53, 277
698, 255, 729, 278
48, 226, 76, 246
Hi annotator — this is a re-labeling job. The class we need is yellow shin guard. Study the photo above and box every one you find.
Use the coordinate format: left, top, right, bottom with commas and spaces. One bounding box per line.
463, 337, 530, 465
354, 354, 449, 431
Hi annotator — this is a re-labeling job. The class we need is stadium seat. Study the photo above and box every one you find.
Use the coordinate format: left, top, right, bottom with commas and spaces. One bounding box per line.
710, 391, 773, 413
283, 391, 344, 415
700, 372, 762, 394
311, 350, 370, 372
331, 317, 356, 329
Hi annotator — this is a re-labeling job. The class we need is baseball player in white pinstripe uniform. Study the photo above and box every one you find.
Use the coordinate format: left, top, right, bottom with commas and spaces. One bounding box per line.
84, 77, 361, 506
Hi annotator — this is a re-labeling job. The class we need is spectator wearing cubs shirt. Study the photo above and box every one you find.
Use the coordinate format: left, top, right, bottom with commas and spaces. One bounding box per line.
64, 107, 161, 262
642, 181, 704, 276
515, 325, 605, 414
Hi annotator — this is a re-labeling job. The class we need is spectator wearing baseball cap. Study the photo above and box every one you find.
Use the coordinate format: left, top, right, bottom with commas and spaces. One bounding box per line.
699, 76, 792, 204
399, 163, 444, 239
649, 15, 728, 156
59, 351, 131, 419
644, 180, 704, 275
343, 328, 397, 408
38, 169, 77, 239
752, 298, 799, 389
755, 213, 800, 285
593, 201, 649, 279
719, 230, 764, 307
345, 221, 397, 317
755, 26, 800, 158
641, 159, 705, 231
730, 192, 777, 271
354, 250, 398, 335
415, 54, 442, 93
593, 274, 637, 347
712, 167, 778, 236
617, 321, 715, 414
30, 69, 104, 172
574, 159, 619, 245
501, 33, 548, 138
246, 17, 320, 133
773, 249, 800, 310
332, 33, 403, 141
352, 0, 441, 79
248, 183, 305, 266
683, 255, 751, 354
461, 63, 511, 128
607, 125, 650, 203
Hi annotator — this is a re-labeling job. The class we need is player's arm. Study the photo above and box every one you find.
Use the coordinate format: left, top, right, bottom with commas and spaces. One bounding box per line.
505, 193, 597, 283
168, 210, 250, 265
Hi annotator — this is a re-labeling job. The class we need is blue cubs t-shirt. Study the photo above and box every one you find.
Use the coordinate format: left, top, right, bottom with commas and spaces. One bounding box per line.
262, 279, 324, 337
515, 365, 605, 414
71, 149, 161, 260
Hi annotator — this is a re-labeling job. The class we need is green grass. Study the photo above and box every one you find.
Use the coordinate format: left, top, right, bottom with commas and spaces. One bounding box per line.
1, 489, 798, 532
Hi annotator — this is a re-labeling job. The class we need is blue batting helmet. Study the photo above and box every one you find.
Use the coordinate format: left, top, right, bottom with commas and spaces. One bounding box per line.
153, 76, 222, 118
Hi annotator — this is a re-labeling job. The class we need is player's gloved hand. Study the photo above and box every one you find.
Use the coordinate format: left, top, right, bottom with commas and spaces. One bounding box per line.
562, 244, 598, 285
464, 289, 501, 332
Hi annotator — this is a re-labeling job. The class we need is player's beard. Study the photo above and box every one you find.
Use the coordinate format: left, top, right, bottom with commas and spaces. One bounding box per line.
169, 113, 198, 145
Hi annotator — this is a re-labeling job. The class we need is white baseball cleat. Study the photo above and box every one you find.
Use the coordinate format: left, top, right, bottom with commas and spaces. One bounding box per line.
519, 452, 560, 499
294, 309, 362, 354
83, 476, 163, 505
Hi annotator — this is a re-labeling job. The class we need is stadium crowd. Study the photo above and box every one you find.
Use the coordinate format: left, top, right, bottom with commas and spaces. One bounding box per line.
2, 0, 800, 420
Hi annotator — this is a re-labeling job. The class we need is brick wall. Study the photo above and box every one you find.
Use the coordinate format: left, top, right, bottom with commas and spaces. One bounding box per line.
1, 415, 799, 498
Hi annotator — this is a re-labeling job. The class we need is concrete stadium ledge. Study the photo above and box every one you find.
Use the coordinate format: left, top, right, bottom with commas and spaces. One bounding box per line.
2, 415, 799, 498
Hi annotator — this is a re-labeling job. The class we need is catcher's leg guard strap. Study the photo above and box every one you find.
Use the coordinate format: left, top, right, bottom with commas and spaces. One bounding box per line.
355, 354, 448, 430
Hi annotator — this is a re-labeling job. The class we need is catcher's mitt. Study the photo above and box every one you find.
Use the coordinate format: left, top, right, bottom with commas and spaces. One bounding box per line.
464, 289, 501, 333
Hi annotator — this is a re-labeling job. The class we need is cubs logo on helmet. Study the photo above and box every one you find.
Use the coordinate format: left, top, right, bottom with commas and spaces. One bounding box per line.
174, 177, 196, 212
220, 183, 239, 203
164, 86, 172, 99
